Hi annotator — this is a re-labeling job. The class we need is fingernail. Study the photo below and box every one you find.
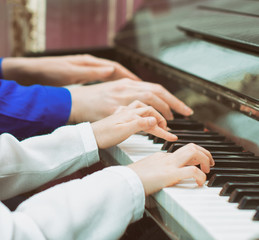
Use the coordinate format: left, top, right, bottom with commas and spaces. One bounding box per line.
184, 106, 193, 115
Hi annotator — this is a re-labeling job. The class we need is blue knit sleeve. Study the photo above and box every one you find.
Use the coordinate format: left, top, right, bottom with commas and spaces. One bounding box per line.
0, 58, 3, 79
0, 79, 72, 139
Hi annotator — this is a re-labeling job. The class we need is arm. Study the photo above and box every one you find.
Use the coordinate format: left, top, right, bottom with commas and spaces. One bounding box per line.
1, 55, 141, 86
68, 79, 193, 123
0, 122, 99, 200
0, 102, 174, 200
0, 79, 71, 139
1, 56, 193, 120
0, 144, 213, 240
0, 166, 145, 240
0, 58, 3, 79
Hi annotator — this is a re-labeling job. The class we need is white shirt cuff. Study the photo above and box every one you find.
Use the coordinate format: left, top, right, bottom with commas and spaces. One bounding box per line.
77, 122, 99, 167
105, 166, 145, 222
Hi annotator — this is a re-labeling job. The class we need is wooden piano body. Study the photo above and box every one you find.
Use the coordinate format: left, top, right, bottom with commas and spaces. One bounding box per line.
100, 0, 259, 239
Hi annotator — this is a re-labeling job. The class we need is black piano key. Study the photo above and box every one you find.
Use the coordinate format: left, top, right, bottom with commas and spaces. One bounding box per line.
162, 141, 173, 150
238, 196, 259, 209
155, 136, 228, 146
167, 120, 204, 130
168, 119, 197, 123
174, 140, 233, 145
207, 168, 259, 179
200, 144, 243, 152
162, 140, 234, 151
229, 188, 259, 203
150, 129, 223, 143
153, 137, 166, 144
207, 174, 259, 187
214, 160, 259, 168
220, 182, 259, 196
253, 206, 259, 221
171, 112, 185, 119
213, 155, 258, 160
148, 134, 155, 140
169, 130, 218, 135
211, 152, 254, 156
176, 134, 225, 141
168, 144, 243, 153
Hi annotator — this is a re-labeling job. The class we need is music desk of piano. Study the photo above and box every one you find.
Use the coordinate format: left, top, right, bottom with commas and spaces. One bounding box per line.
101, 0, 259, 239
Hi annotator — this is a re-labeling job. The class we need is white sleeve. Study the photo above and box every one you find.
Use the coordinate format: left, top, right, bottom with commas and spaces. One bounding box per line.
0, 122, 99, 200
0, 166, 145, 240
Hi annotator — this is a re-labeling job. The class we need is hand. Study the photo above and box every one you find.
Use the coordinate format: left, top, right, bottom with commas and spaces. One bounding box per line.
128, 143, 215, 196
2, 55, 141, 86
91, 102, 178, 149
69, 79, 193, 123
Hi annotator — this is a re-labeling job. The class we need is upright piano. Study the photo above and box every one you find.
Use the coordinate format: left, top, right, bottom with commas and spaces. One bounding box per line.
100, 0, 259, 239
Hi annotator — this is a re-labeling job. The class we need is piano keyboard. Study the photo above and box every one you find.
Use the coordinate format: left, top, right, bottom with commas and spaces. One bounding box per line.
105, 118, 259, 240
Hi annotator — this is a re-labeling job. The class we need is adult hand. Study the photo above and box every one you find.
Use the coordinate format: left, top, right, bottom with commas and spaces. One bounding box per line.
68, 79, 193, 123
2, 55, 141, 86
128, 143, 215, 196
91, 102, 178, 149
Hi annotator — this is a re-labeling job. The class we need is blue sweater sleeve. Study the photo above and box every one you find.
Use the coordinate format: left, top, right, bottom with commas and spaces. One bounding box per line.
0, 58, 3, 79
0, 79, 71, 139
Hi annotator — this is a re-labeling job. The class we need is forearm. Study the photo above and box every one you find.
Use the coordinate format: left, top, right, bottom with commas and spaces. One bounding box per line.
0, 167, 145, 240
0, 79, 71, 139
2, 57, 71, 86
0, 123, 99, 200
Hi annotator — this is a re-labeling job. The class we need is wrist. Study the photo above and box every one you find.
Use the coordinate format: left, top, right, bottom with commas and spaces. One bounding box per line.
2, 57, 35, 83
90, 121, 102, 148
67, 87, 81, 124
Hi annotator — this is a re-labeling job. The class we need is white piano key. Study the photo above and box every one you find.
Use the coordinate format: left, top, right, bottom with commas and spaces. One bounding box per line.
106, 134, 259, 240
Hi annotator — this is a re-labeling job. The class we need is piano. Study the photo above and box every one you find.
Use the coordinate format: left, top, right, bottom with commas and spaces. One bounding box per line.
99, 0, 259, 239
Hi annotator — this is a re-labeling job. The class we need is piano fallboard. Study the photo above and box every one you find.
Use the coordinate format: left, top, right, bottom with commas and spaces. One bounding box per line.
101, 134, 259, 240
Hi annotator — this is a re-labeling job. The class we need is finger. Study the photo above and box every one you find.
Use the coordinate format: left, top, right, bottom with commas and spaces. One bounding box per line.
122, 114, 177, 141
176, 166, 206, 186
81, 56, 142, 81
111, 64, 142, 81
171, 144, 211, 172
124, 116, 176, 141
138, 92, 174, 120
134, 106, 168, 130
72, 66, 115, 82
142, 82, 193, 116
122, 116, 158, 137
162, 92, 193, 117
186, 150, 211, 174
181, 143, 214, 167
193, 144, 214, 166
114, 101, 147, 114
128, 100, 148, 109
115, 101, 147, 114
147, 125, 178, 142
114, 106, 127, 114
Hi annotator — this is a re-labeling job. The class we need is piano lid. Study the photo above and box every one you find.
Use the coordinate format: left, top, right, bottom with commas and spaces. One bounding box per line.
178, 0, 259, 55
115, 0, 259, 120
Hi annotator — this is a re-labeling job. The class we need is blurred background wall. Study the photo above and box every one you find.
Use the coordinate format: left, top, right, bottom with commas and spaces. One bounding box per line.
0, 0, 144, 57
